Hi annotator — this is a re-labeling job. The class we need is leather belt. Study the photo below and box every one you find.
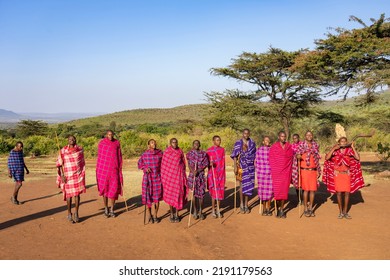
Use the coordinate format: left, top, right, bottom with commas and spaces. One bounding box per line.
301, 167, 317, 171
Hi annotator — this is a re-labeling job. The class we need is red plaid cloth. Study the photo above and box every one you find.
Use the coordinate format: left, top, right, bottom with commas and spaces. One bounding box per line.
269, 142, 293, 200
161, 146, 187, 210
292, 141, 321, 188
323, 147, 364, 193
56, 145, 86, 200
206, 146, 226, 200
96, 138, 123, 200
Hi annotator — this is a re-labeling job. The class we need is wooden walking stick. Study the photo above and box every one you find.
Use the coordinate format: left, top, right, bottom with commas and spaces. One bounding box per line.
55, 131, 65, 180
211, 160, 222, 224
121, 182, 129, 212
188, 162, 197, 228
298, 159, 302, 218
274, 199, 277, 217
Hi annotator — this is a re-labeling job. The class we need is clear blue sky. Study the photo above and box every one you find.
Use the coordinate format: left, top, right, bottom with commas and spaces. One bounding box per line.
0, 0, 387, 113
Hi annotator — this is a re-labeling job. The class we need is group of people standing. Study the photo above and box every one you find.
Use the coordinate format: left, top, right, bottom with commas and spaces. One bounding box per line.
7, 128, 365, 224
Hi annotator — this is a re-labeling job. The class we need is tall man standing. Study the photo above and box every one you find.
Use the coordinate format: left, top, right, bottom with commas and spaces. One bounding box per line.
96, 130, 123, 218
269, 131, 294, 218
231, 129, 256, 213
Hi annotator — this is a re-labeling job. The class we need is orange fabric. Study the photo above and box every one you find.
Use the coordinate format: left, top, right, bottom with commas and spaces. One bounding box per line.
300, 153, 317, 191
334, 164, 351, 192
300, 152, 316, 168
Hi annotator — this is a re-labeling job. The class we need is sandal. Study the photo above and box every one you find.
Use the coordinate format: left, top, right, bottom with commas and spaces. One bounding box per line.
153, 217, 160, 224
103, 208, 109, 218
343, 213, 352, 219
174, 216, 181, 223
199, 213, 205, 220
304, 210, 311, 217
74, 213, 80, 223
217, 212, 224, 218
67, 214, 74, 223
169, 216, 176, 223
212, 212, 217, 218
310, 210, 316, 217
244, 207, 251, 214
280, 210, 286, 219
240, 207, 245, 214
109, 211, 116, 218
11, 197, 20, 205
262, 211, 268, 216
338, 213, 344, 219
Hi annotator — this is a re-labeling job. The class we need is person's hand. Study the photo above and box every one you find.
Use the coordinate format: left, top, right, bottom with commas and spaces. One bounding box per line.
145, 168, 151, 173
351, 142, 355, 149
333, 144, 341, 150
234, 167, 238, 175
61, 175, 67, 184
296, 154, 302, 159
317, 172, 321, 179
8, 173, 12, 178
26, 169, 30, 175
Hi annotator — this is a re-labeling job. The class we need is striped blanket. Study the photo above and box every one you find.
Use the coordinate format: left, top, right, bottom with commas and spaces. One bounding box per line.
96, 138, 123, 200
269, 141, 293, 200
255, 146, 273, 200
161, 146, 187, 209
323, 147, 364, 193
231, 138, 256, 196
291, 141, 321, 188
186, 149, 209, 199
207, 145, 226, 200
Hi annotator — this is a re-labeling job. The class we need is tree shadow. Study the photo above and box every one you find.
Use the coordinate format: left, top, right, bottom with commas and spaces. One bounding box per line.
360, 161, 390, 174
0, 199, 96, 231
22, 191, 63, 203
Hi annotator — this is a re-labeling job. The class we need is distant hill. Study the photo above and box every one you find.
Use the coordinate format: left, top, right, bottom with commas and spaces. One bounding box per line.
65, 90, 390, 128
0, 109, 104, 125
67, 104, 209, 127
0, 109, 22, 123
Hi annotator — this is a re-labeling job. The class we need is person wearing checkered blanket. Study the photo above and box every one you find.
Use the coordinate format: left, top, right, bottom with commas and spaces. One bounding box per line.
56, 135, 86, 223
138, 139, 163, 224
291, 133, 303, 202
7, 141, 29, 205
161, 138, 188, 223
186, 140, 209, 220
255, 136, 273, 216
206, 135, 226, 219
294, 131, 321, 217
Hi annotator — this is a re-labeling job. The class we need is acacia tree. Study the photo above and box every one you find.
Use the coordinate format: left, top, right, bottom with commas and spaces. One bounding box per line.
294, 14, 390, 103
209, 47, 321, 138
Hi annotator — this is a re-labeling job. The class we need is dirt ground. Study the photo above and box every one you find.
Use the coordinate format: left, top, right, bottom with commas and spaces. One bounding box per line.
0, 153, 389, 260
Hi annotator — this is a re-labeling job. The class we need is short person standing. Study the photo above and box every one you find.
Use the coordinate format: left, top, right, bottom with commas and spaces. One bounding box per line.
96, 130, 123, 218
323, 137, 364, 219
186, 140, 209, 220
56, 135, 86, 223
138, 139, 163, 224
7, 141, 29, 205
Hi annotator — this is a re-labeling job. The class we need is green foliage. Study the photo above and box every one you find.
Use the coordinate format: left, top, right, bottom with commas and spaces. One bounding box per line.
376, 142, 390, 162
296, 14, 390, 103
23, 136, 57, 156
210, 47, 322, 137
16, 120, 49, 138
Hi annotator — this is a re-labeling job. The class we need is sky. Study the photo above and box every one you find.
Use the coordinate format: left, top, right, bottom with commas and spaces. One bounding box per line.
0, 0, 388, 113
